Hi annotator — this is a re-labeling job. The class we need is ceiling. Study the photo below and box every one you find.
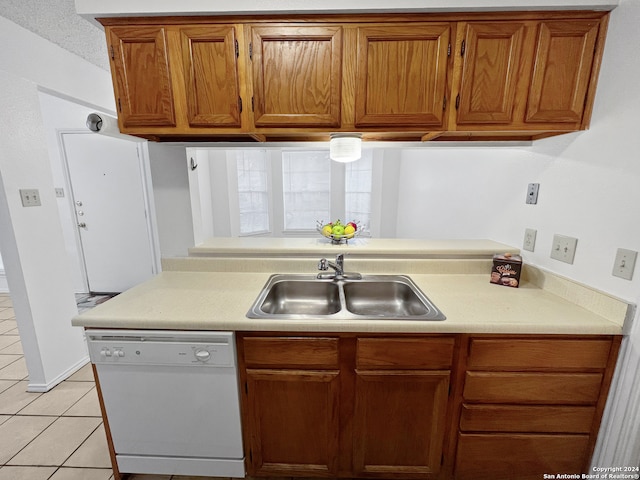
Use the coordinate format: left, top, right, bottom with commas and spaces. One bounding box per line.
1, 0, 618, 76
0, 0, 109, 71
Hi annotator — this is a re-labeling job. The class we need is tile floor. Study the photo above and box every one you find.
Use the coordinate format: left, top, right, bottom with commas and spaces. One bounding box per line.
0, 293, 240, 480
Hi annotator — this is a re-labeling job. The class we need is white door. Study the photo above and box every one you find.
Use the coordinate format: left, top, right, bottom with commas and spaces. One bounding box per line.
62, 133, 155, 293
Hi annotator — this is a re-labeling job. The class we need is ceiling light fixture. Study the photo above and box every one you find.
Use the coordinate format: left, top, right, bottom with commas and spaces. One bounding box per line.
329, 133, 362, 163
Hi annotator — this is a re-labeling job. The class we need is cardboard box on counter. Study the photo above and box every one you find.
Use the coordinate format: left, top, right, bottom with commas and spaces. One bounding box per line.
490, 253, 522, 288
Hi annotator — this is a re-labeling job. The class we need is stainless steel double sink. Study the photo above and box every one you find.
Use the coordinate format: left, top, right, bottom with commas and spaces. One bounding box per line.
247, 274, 446, 321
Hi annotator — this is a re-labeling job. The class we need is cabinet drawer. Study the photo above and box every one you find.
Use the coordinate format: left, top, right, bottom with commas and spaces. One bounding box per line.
356, 337, 455, 369
463, 372, 603, 404
460, 404, 595, 433
455, 433, 590, 480
243, 337, 339, 368
467, 338, 612, 370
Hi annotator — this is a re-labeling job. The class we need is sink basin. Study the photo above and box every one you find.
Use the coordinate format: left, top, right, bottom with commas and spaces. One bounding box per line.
247, 274, 445, 321
343, 281, 432, 317
260, 280, 341, 315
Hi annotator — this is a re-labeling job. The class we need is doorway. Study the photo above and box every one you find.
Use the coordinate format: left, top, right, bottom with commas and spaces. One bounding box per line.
60, 132, 157, 293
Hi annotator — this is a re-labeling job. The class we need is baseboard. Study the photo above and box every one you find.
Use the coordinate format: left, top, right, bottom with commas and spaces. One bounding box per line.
27, 355, 90, 392
0, 269, 9, 293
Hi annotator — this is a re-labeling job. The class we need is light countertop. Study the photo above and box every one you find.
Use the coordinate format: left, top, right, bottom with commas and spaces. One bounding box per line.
72, 269, 628, 335
73, 238, 631, 335
188, 238, 520, 258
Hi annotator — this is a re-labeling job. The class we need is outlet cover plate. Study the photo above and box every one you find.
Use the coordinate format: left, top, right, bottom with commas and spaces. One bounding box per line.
523, 228, 537, 252
550, 234, 578, 264
526, 183, 540, 204
19, 189, 41, 207
612, 248, 637, 281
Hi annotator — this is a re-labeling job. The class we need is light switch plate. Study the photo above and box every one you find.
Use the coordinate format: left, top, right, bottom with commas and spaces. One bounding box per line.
612, 248, 637, 281
550, 234, 578, 264
55, 188, 65, 198
523, 228, 537, 252
526, 183, 540, 204
19, 189, 41, 207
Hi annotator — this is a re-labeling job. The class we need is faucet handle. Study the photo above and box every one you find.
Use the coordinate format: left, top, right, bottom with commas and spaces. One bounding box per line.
318, 258, 329, 271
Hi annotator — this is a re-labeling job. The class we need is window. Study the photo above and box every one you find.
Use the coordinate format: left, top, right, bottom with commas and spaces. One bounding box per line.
221, 148, 375, 237
281, 151, 331, 231
234, 150, 270, 235
345, 154, 373, 232
281, 149, 373, 234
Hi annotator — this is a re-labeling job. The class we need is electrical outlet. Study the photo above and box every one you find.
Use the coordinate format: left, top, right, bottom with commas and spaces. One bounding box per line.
19, 189, 41, 207
550, 234, 578, 264
55, 188, 65, 198
612, 248, 637, 281
526, 183, 540, 204
523, 228, 537, 252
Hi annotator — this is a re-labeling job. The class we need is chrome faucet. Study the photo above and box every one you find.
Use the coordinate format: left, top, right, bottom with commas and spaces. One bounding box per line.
317, 253, 361, 280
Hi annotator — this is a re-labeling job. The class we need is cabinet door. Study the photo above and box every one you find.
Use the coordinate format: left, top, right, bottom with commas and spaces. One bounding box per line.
455, 433, 590, 480
525, 20, 599, 124
245, 368, 340, 476
180, 26, 241, 127
455, 22, 527, 125
250, 25, 342, 127
353, 370, 450, 477
355, 24, 450, 127
108, 26, 176, 128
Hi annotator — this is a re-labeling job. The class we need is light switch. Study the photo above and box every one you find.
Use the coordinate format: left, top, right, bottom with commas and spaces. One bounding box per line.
612, 248, 637, 281
20, 189, 41, 207
550, 234, 578, 264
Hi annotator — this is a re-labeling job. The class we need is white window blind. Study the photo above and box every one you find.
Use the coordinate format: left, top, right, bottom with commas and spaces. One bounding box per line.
235, 150, 270, 235
345, 152, 373, 232
282, 151, 331, 230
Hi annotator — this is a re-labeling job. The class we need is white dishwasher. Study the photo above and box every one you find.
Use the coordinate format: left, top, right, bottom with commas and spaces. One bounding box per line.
87, 330, 245, 477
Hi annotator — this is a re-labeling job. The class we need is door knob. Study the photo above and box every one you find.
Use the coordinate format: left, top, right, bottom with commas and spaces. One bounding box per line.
78, 222, 87, 228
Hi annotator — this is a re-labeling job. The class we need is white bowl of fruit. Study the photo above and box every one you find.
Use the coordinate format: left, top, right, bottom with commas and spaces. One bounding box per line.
317, 220, 361, 244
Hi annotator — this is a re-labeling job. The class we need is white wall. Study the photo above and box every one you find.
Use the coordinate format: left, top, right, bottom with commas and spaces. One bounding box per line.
147, 143, 195, 256
0, 69, 87, 391
0, 16, 115, 390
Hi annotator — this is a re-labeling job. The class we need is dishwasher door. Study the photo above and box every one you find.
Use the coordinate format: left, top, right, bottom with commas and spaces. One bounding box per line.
88, 330, 245, 477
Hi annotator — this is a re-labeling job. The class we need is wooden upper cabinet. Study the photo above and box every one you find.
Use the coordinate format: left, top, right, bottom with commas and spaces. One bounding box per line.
100, 12, 608, 140
179, 26, 241, 127
455, 22, 527, 125
355, 24, 451, 127
107, 26, 176, 128
250, 24, 343, 127
526, 20, 600, 124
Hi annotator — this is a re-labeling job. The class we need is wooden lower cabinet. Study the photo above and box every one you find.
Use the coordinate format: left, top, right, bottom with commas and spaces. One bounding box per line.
238, 333, 620, 479
353, 370, 450, 477
239, 334, 455, 478
455, 433, 590, 480
452, 335, 621, 480
245, 368, 340, 476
